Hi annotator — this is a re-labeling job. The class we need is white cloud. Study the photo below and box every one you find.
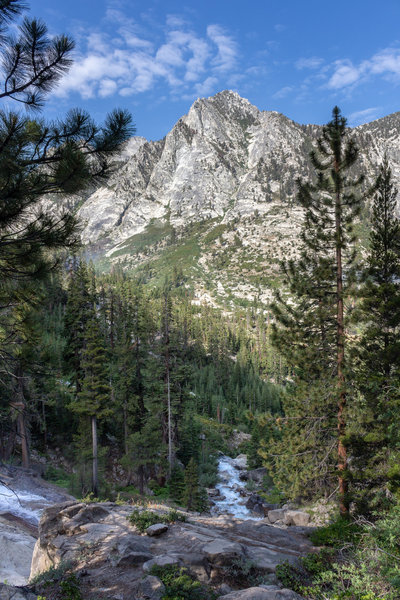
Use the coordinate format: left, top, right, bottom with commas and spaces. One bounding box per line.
348, 107, 381, 126
207, 24, 238, 72
99, 78, 118, 98
327, 59, 363, 89
273, 85, 293, 99
55, 15, 239, 100
295, 57, 324, 70
327, 47, 400, 89
195, 76, 218, 96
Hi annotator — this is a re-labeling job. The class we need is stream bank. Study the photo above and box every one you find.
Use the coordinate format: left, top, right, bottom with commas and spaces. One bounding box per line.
0, 464, 73, 585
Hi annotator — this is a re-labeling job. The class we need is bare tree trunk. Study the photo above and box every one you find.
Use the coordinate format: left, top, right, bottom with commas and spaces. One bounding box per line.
91, 415, 98, 496
335, 178, 348, 517
14, 363, 29, 468
167, 369, 172, 475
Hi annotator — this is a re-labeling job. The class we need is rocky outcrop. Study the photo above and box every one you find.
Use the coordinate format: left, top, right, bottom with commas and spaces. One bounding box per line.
30, 502, 313, 598
219, 586, 304, 599
0, 465, 73, 586
0, 517, 37, 586
43, 91, 400, 305
0, 584, 37, 600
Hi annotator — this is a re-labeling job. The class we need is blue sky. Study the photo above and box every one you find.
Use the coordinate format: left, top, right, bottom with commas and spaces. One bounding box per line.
27, 0, 400, 140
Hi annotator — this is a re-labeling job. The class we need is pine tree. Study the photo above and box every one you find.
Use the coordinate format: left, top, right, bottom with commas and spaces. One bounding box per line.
183, 457, 200, 510
350, 156, 400, 510
169, 464, 185, 504
0, 0, 133, 373
271, 107, 365, 514
71, 315, 111, 495
64, 260, 95, 394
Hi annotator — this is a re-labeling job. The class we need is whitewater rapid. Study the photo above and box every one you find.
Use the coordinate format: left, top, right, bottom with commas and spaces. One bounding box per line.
0, 482, 54, 525
212, 455, 262, 519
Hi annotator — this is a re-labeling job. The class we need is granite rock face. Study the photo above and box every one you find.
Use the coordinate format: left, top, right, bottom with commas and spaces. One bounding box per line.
47, 90, 400, 303
29, 502, 313, 598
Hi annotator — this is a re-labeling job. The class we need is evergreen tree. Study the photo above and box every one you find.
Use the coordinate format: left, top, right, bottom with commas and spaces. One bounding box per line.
0, 0, 133, 373
350, 156, 400, 510
71, 315, 111, 495
183, 457, 200, 510
169, 464, 185, 504
271, 107, 365, 514
64, 260, 95, 394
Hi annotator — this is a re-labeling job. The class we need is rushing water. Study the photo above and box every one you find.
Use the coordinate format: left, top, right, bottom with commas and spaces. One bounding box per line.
0, 482, 54, 525
212, 455, 261, 519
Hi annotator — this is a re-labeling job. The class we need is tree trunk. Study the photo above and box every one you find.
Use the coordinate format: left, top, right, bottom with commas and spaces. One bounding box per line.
91, 415, 98, 496
14, 363, 29, 468
335, 174, 349, 517
167, 369, 172, 475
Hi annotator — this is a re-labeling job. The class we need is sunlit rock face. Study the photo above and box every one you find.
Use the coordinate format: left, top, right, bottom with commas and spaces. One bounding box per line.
49, 91, 400, 305
74, 90, 400, 252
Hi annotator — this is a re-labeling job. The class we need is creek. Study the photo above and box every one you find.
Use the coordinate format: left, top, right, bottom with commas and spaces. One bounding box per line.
211, 455, 262, 519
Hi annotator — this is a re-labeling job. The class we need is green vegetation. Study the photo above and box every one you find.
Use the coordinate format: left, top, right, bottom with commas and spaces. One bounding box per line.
31, 561, 83, 600
127, 508, 187, 532
149, 564, 215, 600
277, 507, 400, 599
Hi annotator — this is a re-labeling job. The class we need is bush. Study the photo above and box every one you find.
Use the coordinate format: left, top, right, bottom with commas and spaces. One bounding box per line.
310, 516, 361, 548
31, 561, 82, 600
150, 564, 214, 600
127, 508, 186, 533
43, 465, 71, 489
276, 508, 400, 600
221, 557, 267, 587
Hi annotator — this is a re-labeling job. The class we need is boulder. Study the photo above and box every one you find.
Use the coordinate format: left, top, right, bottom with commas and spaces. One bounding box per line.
232, 454, 248, 469
0, 584, 37, 600
207, 488, 221, 498
135, 575, 165, 600
143, 555, 180, 573
267, 509, 286, 524
115, 551, 154, 567
146, 523, 168, 536
245, 494, 267, 516
0, 520, 37, 586
219, 586, 304, 599
202, 539, 243, 566
247, 468, 268, 484
284, 511, 310, 527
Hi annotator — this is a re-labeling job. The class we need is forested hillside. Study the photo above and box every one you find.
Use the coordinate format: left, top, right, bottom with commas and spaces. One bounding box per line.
0, 261, 282, 497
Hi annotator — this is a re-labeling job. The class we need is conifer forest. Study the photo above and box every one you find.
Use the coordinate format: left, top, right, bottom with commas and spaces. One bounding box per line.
1, 1, 400, 599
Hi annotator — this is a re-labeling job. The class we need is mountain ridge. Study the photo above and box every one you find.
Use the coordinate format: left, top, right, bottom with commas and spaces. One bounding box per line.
63, 90, 400, 305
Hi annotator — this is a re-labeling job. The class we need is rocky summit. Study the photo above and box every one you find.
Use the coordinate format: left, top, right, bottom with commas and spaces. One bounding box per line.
56, 90, 400, 304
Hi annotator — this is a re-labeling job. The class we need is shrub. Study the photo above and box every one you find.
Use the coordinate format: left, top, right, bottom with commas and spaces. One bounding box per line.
127, 508, 187, 533
222, 557, 267, 587
310, 516, 361, 548
150, 564, 214, 600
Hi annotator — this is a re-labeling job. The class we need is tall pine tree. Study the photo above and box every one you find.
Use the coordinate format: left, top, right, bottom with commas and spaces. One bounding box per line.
270, 107, 365, 514
71, 315, 111, 496
350, 156, 400, 511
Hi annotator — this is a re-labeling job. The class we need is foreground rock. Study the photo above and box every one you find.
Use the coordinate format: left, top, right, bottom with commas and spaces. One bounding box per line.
0, 465, 73, 586
0, 517, 37, 586
29, 502, 313, 598
219, 586, 304, 599
0, 584, 37, 600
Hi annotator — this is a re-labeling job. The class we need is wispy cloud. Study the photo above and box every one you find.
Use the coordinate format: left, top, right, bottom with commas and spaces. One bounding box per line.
55, 11, 239, 100
327, 47, 400, 89
207, 24, 238, 72
273, 85, 293, 99
348, 107, 381, 126
295, 57, 324, 70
